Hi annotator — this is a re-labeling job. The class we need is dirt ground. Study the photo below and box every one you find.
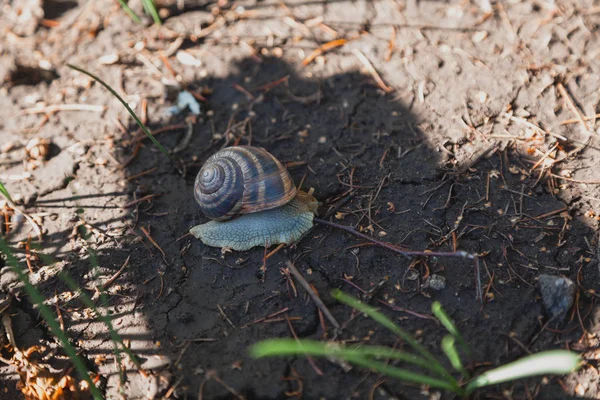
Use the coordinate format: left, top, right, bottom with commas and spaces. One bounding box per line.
1, 0, 600, 399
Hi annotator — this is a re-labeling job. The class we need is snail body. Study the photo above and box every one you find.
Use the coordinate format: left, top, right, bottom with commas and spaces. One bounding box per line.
190, 146, 318, 251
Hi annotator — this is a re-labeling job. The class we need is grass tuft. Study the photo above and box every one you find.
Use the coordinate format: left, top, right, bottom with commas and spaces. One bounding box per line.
250, 290, 581, 398
116, 0, 141, 23
0, 183, 139, 398
117, 0, 161, 25
0, 239, 104, 400
0, 180, 14, 203
142, 0, 162, 25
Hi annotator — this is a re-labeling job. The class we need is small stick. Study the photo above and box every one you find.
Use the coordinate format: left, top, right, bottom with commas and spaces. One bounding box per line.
529, 143, 558, 172
1, 310, 17, 349
122, 194, 162, 208
521, 207, 567, 221
561, 113, 600, 125
265, 243, 286, 260
302, 38, 348, 66
314, 218, 482, 300
282, 267, 298, 298
322, 191, 356, 220
140, 226, 167, 263
171, 119, 195, 154
286, 261, 341, 329
118, 137, 142, 169
286, 314, 324, 375
3, 207, 9, 234
217, 304, 236, 328
352, 49, 393, 93
140, 98, 148, 125
385, 26, 396, 62
243, 307, 290, 327
25, 236, 34, 273
376, 299, 439, 322
313, 283, 328, 333
549, 173, 600, 185
173, 342, 191, 368
125, 167, 157, 181
189, 337, 217, 343
195, 16, 226, 39
505, 114, 567, 141
158, 52, 178, 78
101, 255, 131, 290
55, 297, 65, 332
206, 371, 244, 400
40, 19, 60, 28
163, 377, 185, 399
176, 232, 192, 242
232, 83, 255, 100
20, 104, 106, 115
257, 75, 289, 92
556, 82, 591, 133
0, 193, 42, 240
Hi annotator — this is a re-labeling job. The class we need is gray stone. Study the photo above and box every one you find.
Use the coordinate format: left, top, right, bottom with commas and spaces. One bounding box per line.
0, 266, 19, 292
428, 274, 447, 291
538, 274, 575, 319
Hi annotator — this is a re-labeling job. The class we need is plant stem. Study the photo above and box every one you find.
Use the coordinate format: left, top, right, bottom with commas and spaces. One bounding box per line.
333, 290, 456, 384
0, 239, 104, 400
67, 64, 173, 163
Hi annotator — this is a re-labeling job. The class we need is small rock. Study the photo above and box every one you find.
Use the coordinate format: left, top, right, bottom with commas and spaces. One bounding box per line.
3, 0, 44, 37
428, 274, 447, 291
538, 274, 575, 319
0, 266, 20, 292
166, 91, 201, 116
25, 138, 51, 160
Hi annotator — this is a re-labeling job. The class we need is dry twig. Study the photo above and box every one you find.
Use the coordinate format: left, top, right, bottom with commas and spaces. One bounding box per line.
314, 218, 482, 300
352, 49, 393, 92
302, 39, 348, 66
556, 82, 592, 133
286, 261, 341, 329
20, 104, 106, 115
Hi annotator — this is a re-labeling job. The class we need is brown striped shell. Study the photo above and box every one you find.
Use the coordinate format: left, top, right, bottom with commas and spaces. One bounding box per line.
194, 146, 298, 221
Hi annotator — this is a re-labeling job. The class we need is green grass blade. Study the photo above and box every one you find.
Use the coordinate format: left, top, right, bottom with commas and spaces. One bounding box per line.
345, 354, 461, 393
141, 0, 161, 25
66, 64, 172, 161
465, 350, 581, 395
346, 345, 433, 370
332, 289, 452, 381
116, 0, 141, 22
0, 180, 13, 202
432, 301, 470, 356
441, 335, 468, 378
0, 239, 104, 400
251, 339, 433, 370
250, 338, 462, 393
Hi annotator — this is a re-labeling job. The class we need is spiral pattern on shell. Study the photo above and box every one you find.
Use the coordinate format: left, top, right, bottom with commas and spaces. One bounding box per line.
194, 146, 298, 221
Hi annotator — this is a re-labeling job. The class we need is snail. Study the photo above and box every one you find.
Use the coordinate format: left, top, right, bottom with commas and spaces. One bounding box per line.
190, 146, 319, 251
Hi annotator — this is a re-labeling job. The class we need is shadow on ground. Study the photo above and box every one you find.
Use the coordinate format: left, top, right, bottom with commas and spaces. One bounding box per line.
1, 1, 599, 398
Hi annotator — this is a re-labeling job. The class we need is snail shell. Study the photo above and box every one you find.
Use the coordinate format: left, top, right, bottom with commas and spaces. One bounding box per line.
194, 146, 297, 221
191, 146, 319, 251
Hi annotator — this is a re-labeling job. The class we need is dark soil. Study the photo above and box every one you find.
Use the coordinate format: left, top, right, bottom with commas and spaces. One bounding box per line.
1, 0, 600, 399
